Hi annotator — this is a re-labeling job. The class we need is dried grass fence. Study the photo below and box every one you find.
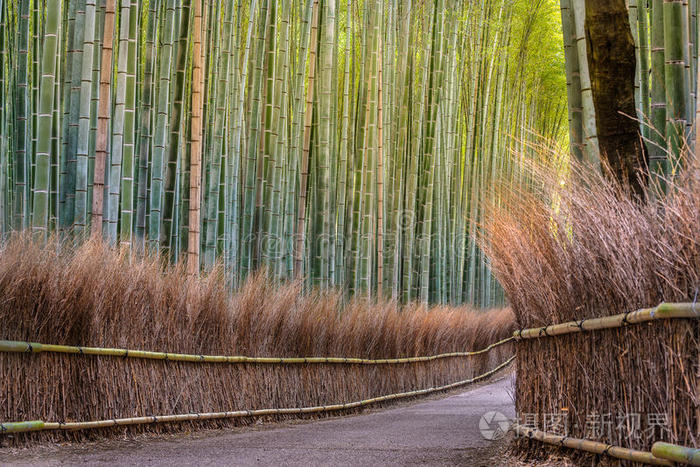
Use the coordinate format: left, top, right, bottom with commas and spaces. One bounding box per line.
512, 303, 698, 465
0, 236, 515, 446
484, 146, 700, 464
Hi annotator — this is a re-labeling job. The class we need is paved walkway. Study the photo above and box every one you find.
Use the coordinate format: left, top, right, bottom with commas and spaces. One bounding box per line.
1, 376, 515, 466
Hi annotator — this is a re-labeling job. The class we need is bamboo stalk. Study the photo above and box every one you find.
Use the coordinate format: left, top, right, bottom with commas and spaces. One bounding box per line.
186, 0, 204, 276
31, 0, 63, 237
571, 0, 600, 168
639, 0, 652, 140
294, 0, 320, 278
74, 0, 97, 236
91, 0, 116, 237
664, 0, 690, 172
376, 30, 384, 298
14, 0, 31, 231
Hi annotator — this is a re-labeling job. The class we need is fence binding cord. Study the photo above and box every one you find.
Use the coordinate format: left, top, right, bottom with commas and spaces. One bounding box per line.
0, 356, 515, 435
621, 312, 630, 325
0, 336, 514, 365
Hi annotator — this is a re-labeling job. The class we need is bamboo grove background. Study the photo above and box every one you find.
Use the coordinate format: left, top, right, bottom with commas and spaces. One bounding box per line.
0, 0, 567, 306
562, 0, 700, 186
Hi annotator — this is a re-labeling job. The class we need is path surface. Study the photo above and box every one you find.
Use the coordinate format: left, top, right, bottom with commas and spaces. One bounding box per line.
2, 376, 515, 467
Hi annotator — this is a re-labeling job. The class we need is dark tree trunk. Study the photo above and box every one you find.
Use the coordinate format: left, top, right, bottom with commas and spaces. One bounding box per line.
585, 0, 647, 196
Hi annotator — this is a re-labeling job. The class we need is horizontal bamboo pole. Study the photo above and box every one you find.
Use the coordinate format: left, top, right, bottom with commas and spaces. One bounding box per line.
514, 302, 698, 340
652, 441, 700, 465
0, 420, 45, 434
0, 356, 515, 435
513, 424, 673, 466
0, 337, 513, 365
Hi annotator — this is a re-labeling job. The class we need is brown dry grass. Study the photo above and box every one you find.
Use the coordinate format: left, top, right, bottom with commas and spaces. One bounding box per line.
484, 146, 700, 461
485, 152, 700, 327
0, 235, 515, 446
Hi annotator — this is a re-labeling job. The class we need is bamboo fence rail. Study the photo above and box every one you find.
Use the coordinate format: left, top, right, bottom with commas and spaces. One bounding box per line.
513, 425, 673, 466
0, 355, 515, 435
0, 337, 514, 365
651, 441, 700, 465
513, 302, 698, 340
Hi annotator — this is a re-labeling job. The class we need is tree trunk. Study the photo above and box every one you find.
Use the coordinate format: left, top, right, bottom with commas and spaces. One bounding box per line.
584, 0, 646, 196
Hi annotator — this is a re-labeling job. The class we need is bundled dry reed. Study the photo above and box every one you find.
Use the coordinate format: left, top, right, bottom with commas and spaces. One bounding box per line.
484, 144, 700, 462
0, 235, 514, 446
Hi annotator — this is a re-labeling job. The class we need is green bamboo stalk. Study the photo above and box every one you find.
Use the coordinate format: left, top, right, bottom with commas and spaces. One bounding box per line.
334, 0, 353, 289
650, 0, 669, 191
243, 0, 270, 276
164, 3, 190, 259
32, 0, 62, 238
0, 0, 8, 234
86, 0, 103, 226
102, 0, 133, 244
664, 0, 689, 173
147, 0, 176, 252
74, 0, 97, 236
639, 0, 652, 140
312, 0, 335, 288
259, 0, 278, 271
14, 0, 31, 231
187, 0, 204, 276
401, 13, 427, 303
376, 29, 384, 299
419, 0, 444, 303
571, 0, 600, 169
134, 0, 161, 247
49, 24, 61, 233
268, 0, 292, 277
203, 0, 234, 270
58, 0, 80, 234
631, 0, 642, 118
560, 0, 583, 161
284, 0, 313, 278
294, 0, 319, 278
229, 0, 258, 283
118, 0, 139, 248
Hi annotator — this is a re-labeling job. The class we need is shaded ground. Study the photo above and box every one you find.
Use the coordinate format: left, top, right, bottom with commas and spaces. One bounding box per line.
1, 376, 521, 466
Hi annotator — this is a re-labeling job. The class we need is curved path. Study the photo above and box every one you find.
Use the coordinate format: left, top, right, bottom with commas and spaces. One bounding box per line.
1, 376, 515, 466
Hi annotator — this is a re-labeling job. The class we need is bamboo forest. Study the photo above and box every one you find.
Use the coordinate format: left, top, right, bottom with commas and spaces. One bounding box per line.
0, 0, 567, 307
2, 0, 700, 464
